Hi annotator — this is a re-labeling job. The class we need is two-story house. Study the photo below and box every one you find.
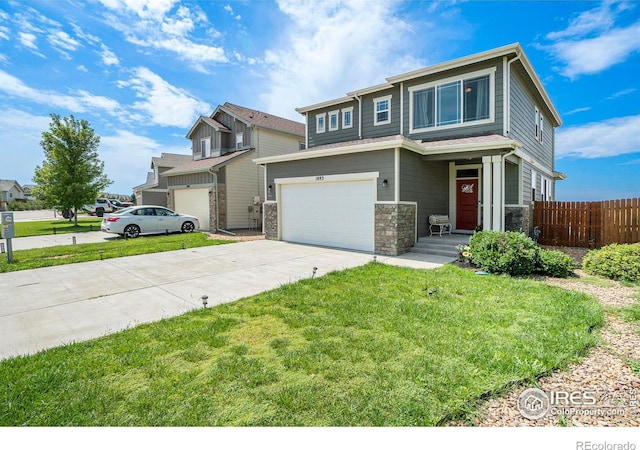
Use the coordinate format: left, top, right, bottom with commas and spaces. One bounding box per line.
255, 43, 564, 256
133, 153, 193, 207
161, 102, 305, 231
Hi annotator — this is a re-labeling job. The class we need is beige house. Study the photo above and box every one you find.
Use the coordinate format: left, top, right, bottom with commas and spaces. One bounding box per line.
161, 103, 305, 231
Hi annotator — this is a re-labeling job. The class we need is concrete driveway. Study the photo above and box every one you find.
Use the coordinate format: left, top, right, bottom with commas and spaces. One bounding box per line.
0, 239, 451, 360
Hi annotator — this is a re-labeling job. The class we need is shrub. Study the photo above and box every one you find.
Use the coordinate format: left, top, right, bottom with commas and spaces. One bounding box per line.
538, 249, 575, 278
469, 231, 539, 276
583, 243, 640, 283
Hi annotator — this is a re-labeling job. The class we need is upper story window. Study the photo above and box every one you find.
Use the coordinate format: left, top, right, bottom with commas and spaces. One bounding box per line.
374, 95, 392, 126
535, 107, 544, 143
236, 132, 244, 150
409, 68, 494, 133
316, 113, 326, 133
200, 137, 211, 158
328, 110, 339, 131
342, 107, 353, 129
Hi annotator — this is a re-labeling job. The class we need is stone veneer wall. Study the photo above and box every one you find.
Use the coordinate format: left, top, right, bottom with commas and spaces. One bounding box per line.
505, 205, 531, 236
209, 184, 227, 231
375, 203, 416, 256
263, 202, 278, 240
167, 191, 174, 211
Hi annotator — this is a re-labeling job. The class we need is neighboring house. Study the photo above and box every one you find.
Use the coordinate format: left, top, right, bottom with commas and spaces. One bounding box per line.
0, 180, 26, 210
22, 184, 36, 200
133, 153, 192, 207
255, 43, 564, 256
161, 102, 305, 231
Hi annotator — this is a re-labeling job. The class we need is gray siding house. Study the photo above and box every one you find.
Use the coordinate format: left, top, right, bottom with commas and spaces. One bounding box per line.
133, 153, 193, 207
255, 43, 564, 256
0, 180, 26, 211
162, 102, 305, 231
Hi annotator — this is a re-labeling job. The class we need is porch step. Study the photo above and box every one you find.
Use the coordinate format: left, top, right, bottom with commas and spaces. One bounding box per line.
410, 234, 471, 258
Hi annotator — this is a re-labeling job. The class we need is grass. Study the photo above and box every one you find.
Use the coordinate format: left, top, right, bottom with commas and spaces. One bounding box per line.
0, 263, 603, 426
14, 218, 103, 237
0, 233, 232, 273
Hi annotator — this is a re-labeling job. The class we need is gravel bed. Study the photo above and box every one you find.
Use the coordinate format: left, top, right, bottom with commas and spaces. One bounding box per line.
208, 229, 265, 242
461, 271, 640, 427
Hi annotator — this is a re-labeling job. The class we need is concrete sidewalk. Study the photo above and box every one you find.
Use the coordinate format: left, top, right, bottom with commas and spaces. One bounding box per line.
0, 240, 452, 360
5, 230, 117, 251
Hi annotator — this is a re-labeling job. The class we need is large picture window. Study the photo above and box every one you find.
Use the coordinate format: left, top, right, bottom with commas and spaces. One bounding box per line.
409, 69, 493, 133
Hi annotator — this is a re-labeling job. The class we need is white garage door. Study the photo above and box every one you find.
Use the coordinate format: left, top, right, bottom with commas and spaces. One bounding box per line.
281, 180, 375, 252
174, 188, 210, 231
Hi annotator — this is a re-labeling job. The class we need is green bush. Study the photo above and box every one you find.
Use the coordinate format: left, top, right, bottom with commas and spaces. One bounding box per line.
468, 231, 575, 278
583, 243, 640, 283
538, 249, 575, 278
469, 231, 539, 276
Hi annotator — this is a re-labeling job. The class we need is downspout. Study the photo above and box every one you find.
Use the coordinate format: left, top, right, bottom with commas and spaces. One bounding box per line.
304, 112, 309, 149
208, 168, 235, 236
355, 94, 362, 139
500, 146, 519, 231
505, 52, 522, 136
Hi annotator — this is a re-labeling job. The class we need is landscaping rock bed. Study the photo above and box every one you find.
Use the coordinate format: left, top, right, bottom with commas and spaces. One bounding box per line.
465, 271, 640, 427
208, 229, 265, 242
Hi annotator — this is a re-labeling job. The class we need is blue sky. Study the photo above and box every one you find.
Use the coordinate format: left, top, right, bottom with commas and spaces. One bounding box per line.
0, 0, 638, 200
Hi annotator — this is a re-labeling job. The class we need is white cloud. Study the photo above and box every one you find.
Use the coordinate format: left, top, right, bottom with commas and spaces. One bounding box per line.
48, 30, 80, 52
100, 44, 120, 66
120, 67, 211, 127
564, 107, 592, 116
259, 0, 425, 120
18, 32, 39, 50
556, 115, 640, 158
0, 70, 122, 116
0, 109, 55, 185
543, 2, 640, 78
607, 88, 637, 99
0, 25, 9, 40
98, 0, 227, 70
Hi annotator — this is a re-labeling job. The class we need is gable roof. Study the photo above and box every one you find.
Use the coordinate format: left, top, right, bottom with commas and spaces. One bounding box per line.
295, 43, 561, 127
0, 179, 24, 193
216, 102, 305, 137
186, 116, 231, 139
162, 149, 254, 177
151, 152, 192, 169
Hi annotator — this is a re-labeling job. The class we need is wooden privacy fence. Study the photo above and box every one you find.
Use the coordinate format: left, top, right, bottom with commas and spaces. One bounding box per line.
533, 198, 640, 248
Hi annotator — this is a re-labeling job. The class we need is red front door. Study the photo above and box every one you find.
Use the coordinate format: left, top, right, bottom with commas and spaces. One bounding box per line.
456, 179, 479, 230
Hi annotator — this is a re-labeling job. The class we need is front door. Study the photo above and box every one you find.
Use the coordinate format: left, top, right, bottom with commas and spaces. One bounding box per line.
456, 179, 478, 230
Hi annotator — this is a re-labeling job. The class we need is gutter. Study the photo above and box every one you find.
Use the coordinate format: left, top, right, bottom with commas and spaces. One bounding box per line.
505, 51, 522, 136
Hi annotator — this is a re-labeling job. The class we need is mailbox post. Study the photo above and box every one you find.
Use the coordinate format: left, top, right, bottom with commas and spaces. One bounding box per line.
1, 211, 15, 263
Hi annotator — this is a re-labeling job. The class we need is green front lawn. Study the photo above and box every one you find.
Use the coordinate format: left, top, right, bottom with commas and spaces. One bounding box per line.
0, 233, 232, 272
14, 218, 103, 237
0, 263, 603, 426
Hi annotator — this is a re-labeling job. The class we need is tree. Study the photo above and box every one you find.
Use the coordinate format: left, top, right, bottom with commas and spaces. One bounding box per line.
33, 114, 112, 225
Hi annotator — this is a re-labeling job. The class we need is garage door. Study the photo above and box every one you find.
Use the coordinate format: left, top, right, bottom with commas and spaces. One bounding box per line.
280, 180, 375, 252
174, 188, 210, 231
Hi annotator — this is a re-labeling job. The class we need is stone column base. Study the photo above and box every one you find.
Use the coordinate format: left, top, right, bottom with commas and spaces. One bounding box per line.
375, 203, 416, 256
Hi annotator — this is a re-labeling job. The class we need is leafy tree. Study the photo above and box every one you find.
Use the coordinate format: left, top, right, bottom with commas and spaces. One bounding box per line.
33, 114, 112, 225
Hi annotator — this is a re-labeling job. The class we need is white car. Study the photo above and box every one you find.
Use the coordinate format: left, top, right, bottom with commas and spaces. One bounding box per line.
101, 205, 200, 238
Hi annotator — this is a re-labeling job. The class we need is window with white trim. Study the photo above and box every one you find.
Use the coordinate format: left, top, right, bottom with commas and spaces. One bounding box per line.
409, 68, 494, 133
535, 107, 544, 143
342, 107, 353, 129
235, 132, 244, 150
542, 176, 552, 201
531, 170, 537, 202
200, 137, 211, 158
328, 110, 339, 131
316, 113, 326, 133
373, 95, 391, 126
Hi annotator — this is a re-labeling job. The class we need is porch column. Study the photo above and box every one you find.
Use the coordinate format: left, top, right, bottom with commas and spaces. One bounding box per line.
482, 156, 492, 230
491, 155, 503, 231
